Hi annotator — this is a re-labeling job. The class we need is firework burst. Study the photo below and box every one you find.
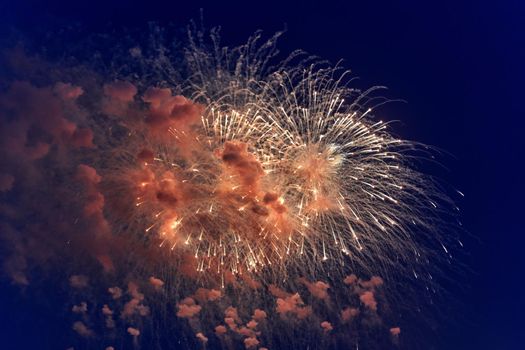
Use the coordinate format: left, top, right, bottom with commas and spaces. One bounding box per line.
0, 26, 463, 349
98, 29, 458, 288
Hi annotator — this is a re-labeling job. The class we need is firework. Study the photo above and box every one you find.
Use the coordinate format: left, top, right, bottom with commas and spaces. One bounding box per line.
0, 27, 462, 349
99, 29, 456, 287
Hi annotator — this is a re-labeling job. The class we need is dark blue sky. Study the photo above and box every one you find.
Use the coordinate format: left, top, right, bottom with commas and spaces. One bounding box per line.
1, 1, 524, 349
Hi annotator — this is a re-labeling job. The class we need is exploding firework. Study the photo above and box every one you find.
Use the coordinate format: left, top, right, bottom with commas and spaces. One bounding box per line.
99, 30, 457, 285
0, 26, 463, 349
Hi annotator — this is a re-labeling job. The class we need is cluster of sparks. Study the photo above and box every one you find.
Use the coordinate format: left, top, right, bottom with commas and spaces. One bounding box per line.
116, 31, 454, 286
0, 27, 464, 350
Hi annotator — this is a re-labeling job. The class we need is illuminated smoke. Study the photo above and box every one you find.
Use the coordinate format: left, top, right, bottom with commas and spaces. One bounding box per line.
0, 27, 463, 349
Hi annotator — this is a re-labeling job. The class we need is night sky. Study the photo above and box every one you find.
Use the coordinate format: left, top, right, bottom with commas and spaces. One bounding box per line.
1, 1, 524, 349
